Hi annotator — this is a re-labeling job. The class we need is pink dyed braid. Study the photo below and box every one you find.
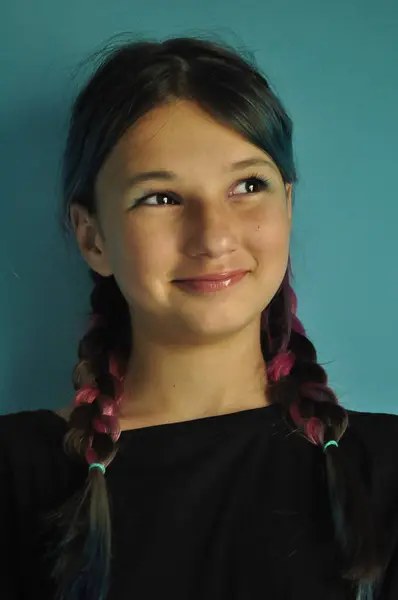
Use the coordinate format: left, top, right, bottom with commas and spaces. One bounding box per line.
266, 285, 304, 380
266, 286, 327, 446
75, 318, 124, 466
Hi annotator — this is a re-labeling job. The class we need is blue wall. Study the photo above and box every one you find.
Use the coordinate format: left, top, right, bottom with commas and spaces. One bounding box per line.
1, 0, 397, 414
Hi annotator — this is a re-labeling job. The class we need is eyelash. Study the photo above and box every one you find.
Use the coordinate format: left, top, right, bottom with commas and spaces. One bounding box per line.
132, 172, 271, 208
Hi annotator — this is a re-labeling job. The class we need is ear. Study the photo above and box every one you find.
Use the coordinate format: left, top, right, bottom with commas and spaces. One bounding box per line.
69, 204, 113, 277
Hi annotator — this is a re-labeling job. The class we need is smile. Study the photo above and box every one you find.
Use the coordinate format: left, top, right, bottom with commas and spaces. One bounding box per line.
173, 271, 248, 294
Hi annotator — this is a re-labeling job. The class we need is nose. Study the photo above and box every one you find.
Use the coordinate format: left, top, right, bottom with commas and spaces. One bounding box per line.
183, 201, 240, 259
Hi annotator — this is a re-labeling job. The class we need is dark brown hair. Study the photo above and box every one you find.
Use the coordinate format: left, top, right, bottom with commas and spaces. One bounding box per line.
50, 33, 387, 600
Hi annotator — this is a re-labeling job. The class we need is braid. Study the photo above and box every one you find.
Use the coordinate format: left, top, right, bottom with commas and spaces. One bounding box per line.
262, 266, 388, 598
48, 267, 387, 600
47, 273, 130, 600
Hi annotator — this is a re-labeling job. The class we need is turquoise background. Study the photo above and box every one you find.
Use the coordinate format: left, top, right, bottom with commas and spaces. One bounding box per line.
1, 0, 397, 414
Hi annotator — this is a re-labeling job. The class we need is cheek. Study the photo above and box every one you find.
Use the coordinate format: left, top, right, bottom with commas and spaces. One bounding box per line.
112, 222, 177, 285
248, 204, 291, 256
248, 208, 291, 302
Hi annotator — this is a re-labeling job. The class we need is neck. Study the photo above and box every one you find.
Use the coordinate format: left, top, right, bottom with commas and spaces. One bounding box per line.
119, 321, 269, 427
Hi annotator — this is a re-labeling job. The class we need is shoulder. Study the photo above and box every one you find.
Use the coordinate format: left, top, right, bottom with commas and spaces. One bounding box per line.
0, 408, 68, 455
0, 408, 83, 497
0, 409, 84, 596
343, 408, 398, 515
0, 408, 86, 521
346, 407, 398, 433
0, 409, 70, 488
345, 408, 398, 455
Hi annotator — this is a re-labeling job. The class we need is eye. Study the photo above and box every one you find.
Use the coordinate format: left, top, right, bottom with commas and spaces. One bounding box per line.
131, 173, 271, 208
132, 192, 180, 208
231, 173, 271, 196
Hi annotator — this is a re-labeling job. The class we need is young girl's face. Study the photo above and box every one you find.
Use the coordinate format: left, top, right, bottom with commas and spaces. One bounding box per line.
75, 99, 292, 343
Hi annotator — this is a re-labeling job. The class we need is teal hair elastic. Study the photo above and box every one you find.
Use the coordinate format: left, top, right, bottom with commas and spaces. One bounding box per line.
89, 462, 106, 474
324, 440, 339, 452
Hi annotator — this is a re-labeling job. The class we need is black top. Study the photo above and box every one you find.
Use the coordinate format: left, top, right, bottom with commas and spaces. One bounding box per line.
1, 404, 398, 600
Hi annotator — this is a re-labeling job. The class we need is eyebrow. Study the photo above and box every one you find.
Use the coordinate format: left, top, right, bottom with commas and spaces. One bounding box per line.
124, 157, 277, 189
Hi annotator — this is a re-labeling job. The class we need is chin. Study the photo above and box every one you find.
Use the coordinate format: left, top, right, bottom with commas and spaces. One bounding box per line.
173, 307, 260, 342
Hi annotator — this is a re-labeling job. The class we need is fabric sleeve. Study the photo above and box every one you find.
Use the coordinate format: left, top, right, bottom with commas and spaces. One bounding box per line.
0, 410, 85, 600
0, 431, 22, 599
345, 410, 398, 599
378, 537, 398, 598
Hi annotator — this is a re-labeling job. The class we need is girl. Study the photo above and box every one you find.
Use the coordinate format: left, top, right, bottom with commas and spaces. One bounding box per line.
1, 35, 397, 600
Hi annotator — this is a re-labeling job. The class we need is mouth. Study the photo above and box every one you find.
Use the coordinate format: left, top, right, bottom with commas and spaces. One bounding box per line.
173, 270, 249, 294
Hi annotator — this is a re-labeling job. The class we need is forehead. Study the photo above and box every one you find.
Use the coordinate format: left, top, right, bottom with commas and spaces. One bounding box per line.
111, 100, 272, 173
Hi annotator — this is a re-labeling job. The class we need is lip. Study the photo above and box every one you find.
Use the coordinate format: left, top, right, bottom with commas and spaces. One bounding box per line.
173, 270, 249, 294
174, 270, 249, 282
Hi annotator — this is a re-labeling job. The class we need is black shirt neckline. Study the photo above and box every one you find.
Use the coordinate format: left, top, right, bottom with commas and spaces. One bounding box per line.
44, 402, 284, 439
